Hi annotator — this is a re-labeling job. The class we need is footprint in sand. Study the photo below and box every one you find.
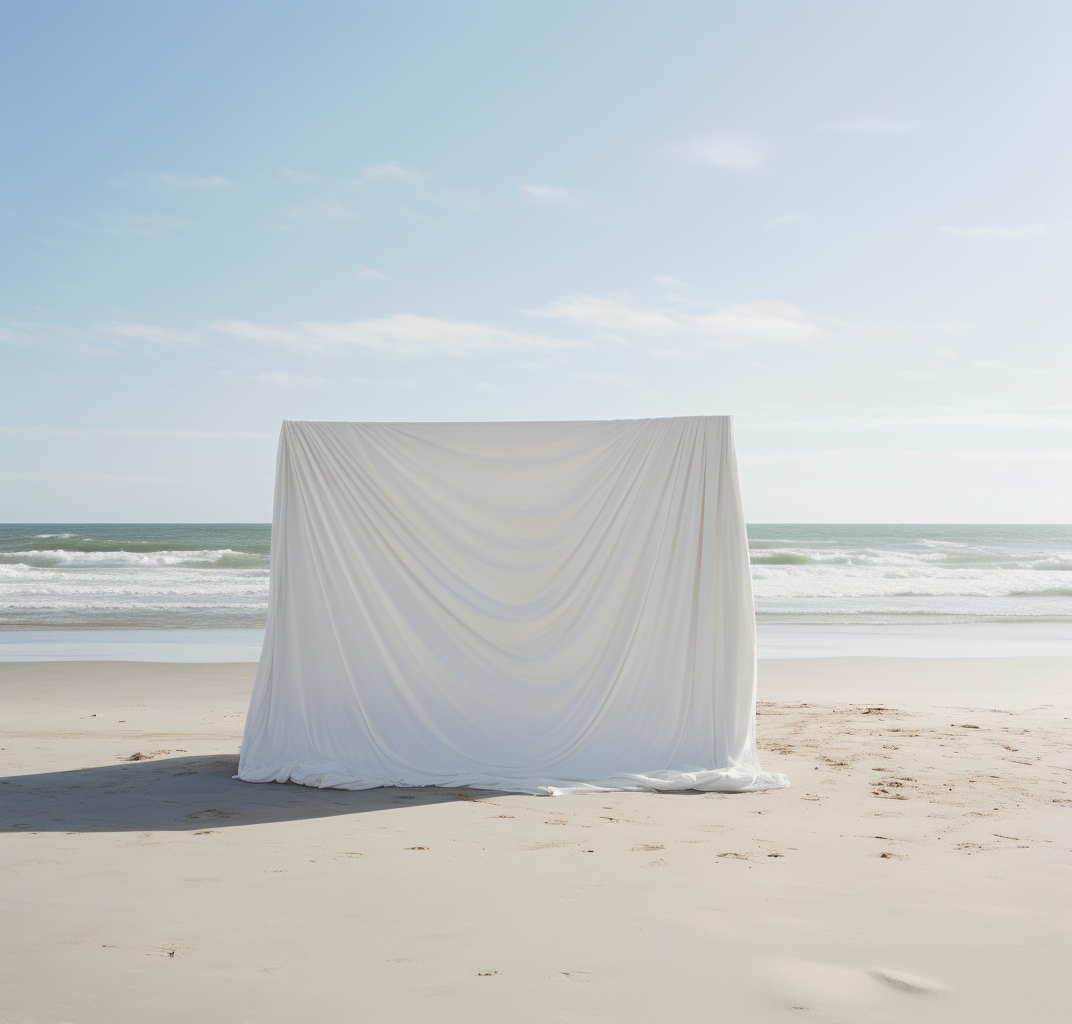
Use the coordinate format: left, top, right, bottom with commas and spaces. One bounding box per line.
773, 959, 947, 1010
870, 968, 947, 993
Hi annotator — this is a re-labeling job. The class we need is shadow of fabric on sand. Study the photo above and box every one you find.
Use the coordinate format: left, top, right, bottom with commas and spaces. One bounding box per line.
0, 755, 499, 833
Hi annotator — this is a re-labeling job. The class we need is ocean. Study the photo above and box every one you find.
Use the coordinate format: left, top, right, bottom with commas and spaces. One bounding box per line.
1, 523, 1069, 660
0, 524, 270, 630
747, 524, 1071, 624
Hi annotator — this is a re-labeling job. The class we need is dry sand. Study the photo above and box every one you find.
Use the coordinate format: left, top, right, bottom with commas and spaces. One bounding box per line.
1, 657, 1069, 1023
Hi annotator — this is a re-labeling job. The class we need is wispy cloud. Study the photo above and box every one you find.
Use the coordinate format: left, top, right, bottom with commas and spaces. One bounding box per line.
940, 222, 1071, 239
744, 407, 1072, 431
112, 173, 235, 191
76, 212, 193, 240
672, 132, 766, 170
352, 266, 388, 281
285, 197, 359, 224
821, 117, 917, 134
209, 315, 587, 357
577, 373, 639, 388
364, 160, 426, 185
0, 324, 35, 346
274, 168, 324, 184
31, 309, 590, 363
437, 186, 494, 209
350, 160, 494, 208
94, 321, 202, 346
740, 448, 1072, 463
150, 173, 234, 190
352, 375, 419, 388
530, 294, 824, 351
51, 309, 588, 358
257, 371, 327, 388
12, 289, 933, 364
766, 212, 803, 228
519, 184, 585, 207
0, 321, 113, 355
2, 319, 203, 356
0, 426, 275, 439
576, 372, 661, 399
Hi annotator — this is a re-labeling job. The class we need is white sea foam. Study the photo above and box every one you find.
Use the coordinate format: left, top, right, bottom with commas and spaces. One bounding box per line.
1, 523, 1069, 630
750, 563, 1071, 599
4, 601, 264, 611
0, 548, 261, 568
750, 545, 1072, 570
0, 528, 271, 627
745, 526, 1072, 625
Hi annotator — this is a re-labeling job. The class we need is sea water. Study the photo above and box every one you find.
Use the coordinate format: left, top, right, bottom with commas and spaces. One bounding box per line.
0, 524, 269, 630
0, 524, 269, 661
0, 523, 1069, 660
748, 524, 1071, 624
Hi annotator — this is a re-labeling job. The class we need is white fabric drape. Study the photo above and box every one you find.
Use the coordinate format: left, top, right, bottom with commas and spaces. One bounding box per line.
238, 418, 787, 795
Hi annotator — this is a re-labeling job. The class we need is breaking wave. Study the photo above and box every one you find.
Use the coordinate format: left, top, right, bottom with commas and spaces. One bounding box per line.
2, 522, 1069, 629
0, 548, 266, 569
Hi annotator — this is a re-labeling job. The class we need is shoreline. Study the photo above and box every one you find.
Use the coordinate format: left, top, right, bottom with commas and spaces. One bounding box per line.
2, 620, 1069, 663
2, 657, 1069, 1021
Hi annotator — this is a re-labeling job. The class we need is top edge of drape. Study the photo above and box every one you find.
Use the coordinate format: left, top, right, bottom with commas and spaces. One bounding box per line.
279, 415, 734, 427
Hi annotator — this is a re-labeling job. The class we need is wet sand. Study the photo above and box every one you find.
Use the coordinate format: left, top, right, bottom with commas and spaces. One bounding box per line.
2, 658, 1069, 1022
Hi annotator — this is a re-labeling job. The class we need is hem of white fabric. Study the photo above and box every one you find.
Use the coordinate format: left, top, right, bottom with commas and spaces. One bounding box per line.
235, 763, 790, 796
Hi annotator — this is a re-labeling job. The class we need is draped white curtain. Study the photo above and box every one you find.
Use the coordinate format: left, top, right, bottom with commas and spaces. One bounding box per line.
238, 418, 787, 795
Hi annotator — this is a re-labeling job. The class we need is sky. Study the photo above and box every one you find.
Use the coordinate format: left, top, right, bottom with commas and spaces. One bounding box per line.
1, 0, 1069, 523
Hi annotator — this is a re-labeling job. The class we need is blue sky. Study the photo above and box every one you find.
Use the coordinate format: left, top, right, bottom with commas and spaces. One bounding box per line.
2, 0, 1069, 522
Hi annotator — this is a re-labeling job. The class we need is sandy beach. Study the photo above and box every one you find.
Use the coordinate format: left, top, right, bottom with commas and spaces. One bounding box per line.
7, 0, 1070, 1018
1, 657, 1069, 1023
